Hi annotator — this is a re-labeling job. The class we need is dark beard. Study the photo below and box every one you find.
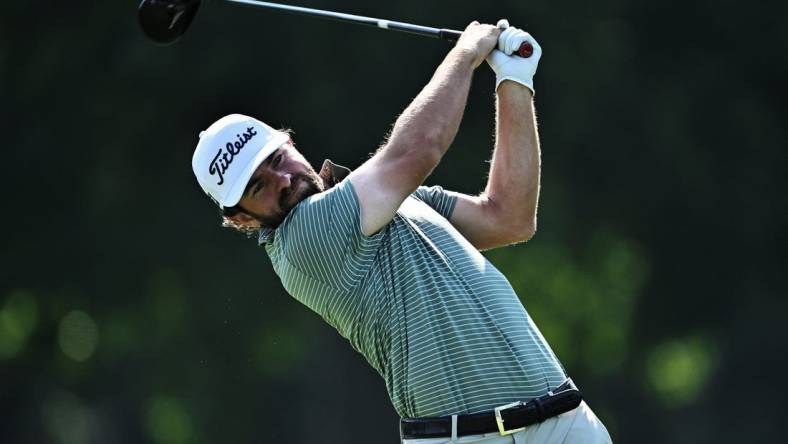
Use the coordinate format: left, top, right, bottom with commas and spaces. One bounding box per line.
258, 170, 324, 229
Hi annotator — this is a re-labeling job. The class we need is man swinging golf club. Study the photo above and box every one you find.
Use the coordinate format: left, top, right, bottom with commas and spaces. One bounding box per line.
192, 21, 612, 444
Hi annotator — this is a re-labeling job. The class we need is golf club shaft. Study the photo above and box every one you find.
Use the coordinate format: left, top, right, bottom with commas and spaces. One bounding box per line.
223, 0, 463, 41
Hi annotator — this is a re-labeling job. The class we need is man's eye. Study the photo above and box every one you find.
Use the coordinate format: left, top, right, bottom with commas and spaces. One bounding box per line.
255, 181, 265, 193
273, 154, 282, 167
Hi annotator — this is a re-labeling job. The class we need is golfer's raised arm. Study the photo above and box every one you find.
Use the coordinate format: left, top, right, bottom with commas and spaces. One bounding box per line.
450, 84, 540, 250
447, 26, 544, 250
348, 22, 500, 236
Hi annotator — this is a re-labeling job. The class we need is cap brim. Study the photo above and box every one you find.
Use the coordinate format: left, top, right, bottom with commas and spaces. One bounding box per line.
222, 132, 290, 208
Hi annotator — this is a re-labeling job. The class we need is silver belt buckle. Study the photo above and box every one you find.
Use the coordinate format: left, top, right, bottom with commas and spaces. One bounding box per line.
493, 401, 525, 436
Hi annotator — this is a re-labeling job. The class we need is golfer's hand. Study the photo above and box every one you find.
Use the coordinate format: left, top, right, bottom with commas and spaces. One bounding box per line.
455, 22, 501, 68
486, 22, 542, 92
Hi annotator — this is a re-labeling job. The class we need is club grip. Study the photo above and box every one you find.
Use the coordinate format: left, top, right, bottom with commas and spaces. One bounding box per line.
517, 41, 534, 58
439, 29, 533, 58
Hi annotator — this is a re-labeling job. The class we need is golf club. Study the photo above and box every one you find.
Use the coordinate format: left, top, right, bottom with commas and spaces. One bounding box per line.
137, 0, 534, 57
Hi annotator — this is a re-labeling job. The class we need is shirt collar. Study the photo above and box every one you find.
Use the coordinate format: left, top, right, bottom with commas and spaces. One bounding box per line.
257, 159, 352, 245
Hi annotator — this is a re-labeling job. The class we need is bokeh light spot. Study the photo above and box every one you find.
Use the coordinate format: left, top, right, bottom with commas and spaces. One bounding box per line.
58, 310, 99, 362
0, 289, 38, 360
144, 396, 193, 444
646, 335, 717, 408
41, 390, 97, 444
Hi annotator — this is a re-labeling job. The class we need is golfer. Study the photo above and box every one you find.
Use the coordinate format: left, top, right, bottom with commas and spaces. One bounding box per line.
192, 21, 612, 444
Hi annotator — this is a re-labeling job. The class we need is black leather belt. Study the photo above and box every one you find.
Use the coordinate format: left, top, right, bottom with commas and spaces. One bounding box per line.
400, 379, 583, 439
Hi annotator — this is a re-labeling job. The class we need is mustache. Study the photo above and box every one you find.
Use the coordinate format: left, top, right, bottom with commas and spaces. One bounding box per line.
278, 172, 322, 208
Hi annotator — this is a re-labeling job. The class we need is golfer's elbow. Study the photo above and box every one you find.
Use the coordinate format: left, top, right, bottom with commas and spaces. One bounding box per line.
486, 196, 537, 244
515, 221, 537, 243
507, 214, 537, 244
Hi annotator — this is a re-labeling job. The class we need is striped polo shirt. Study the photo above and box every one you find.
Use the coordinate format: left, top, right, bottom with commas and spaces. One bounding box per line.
259, 161, 567, 418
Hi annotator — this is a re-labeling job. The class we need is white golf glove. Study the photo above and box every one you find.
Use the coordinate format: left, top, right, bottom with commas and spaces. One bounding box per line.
486, 20, 542, 93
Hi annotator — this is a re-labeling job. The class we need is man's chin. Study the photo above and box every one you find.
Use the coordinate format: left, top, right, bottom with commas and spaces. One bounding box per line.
287, 178, 321, 208
261, 173, 323, 230
277, 175, 318, 209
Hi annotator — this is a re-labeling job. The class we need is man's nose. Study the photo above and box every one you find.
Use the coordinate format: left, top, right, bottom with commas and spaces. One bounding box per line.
273, 171, 292, 191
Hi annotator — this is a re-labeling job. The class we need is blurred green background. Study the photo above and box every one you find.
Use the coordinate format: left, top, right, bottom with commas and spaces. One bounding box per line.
1, 1, 785, 443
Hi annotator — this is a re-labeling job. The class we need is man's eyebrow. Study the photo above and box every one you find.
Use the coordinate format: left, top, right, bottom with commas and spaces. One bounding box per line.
243, 176, 260, 196
264, 148, 280, 164
243, 149, 280, 196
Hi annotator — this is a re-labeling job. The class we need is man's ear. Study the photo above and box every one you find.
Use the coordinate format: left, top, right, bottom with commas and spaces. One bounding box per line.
225, 211, 261, 230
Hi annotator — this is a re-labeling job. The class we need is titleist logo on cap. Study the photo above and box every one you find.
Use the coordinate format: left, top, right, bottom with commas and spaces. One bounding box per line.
208, 127, 258, 186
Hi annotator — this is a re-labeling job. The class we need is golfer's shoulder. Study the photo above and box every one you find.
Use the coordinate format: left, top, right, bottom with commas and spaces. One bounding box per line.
411, 185, 459, 219
276, 179, 368, 248
271, 179, 384, 279
291, 179, 360, 224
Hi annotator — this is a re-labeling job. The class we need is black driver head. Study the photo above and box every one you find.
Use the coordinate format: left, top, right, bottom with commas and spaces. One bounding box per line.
138, 0, 202, 45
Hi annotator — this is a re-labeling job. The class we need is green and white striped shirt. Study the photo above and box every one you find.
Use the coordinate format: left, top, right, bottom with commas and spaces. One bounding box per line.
259, 162, 566, 418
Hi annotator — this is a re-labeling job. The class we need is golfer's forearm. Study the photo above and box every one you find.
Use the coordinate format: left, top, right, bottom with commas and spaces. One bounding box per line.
485, 82, 541, 237
386, 48, 475, 163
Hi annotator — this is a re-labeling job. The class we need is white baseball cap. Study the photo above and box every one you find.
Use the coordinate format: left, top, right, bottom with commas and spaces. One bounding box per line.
192, 114, 289, 208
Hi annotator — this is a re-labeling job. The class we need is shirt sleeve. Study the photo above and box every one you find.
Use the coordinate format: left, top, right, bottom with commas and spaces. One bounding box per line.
411, 185, 460, 220
273, 178, 385, 293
